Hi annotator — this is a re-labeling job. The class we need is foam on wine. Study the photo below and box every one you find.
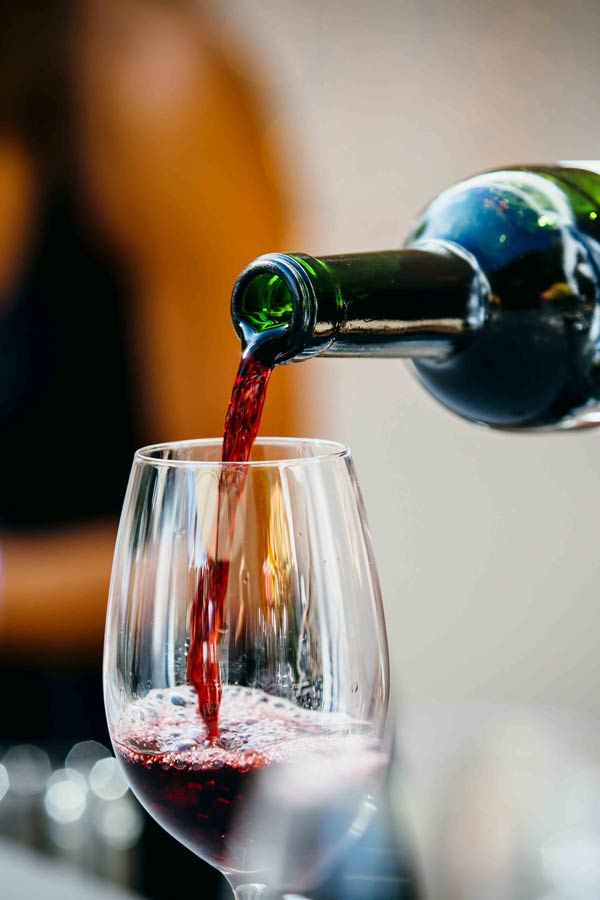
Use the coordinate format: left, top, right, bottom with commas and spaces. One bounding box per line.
115, 685, 376, 762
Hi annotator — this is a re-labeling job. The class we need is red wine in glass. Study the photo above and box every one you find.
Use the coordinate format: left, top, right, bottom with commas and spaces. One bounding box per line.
115, 686, 384, 878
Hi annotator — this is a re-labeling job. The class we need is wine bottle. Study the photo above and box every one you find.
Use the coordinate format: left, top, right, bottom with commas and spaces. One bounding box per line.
231, 163, 600, 430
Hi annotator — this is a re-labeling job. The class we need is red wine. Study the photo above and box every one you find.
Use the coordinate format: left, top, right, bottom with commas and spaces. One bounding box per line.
186, 351, 272, 740
115, 686, 384, 876
221, 351, 272, 464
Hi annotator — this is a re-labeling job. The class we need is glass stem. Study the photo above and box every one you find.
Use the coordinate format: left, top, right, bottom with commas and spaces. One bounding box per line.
233, 884, 272, 900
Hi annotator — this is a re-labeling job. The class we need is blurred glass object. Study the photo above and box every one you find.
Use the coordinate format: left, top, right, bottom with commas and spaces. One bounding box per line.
0, 740, 145, 894
89, 758, 128, 802
45, 769, 88, 824
1, 745, 51, 848
0, 764, 9, 802
45, 767, 89, 867
94, 796, 143, 851
92, 793, 144, 886
395, 703, 600, 900
66, 741, 112, 778
4, 745, 51, 796
541, 829, 600, 898
263, 782, 421, 900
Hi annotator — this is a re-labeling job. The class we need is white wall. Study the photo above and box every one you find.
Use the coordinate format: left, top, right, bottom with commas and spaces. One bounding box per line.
215, 0, 600, 714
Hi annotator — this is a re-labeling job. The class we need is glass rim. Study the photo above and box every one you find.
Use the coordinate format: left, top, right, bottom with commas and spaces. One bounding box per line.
134, 436, 351, 469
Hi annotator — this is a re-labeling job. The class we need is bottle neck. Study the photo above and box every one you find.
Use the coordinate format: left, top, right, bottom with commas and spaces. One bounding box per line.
230, 241, 487, 364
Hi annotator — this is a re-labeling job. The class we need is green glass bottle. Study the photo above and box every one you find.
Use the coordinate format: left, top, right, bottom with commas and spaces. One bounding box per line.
231, 163, 600, 430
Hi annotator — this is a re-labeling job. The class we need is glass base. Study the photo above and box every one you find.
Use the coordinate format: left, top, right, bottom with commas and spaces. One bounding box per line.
232, 884, 271, 899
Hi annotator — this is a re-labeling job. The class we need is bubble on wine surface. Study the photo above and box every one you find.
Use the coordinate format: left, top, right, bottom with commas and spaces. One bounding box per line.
115, 685, 382, 769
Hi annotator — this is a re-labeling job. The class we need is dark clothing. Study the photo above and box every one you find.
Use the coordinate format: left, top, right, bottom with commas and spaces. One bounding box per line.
0, 189, 140, 532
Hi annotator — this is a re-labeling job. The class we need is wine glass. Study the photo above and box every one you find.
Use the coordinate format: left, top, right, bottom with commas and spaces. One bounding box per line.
104, 437, 390, 899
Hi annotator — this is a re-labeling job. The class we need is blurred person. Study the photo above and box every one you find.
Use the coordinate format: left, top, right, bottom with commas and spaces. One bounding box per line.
0, 0, 294, 708
0, 0, 296, 894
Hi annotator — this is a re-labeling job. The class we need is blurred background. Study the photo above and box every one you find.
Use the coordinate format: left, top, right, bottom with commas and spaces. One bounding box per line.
2, 0, 600, 898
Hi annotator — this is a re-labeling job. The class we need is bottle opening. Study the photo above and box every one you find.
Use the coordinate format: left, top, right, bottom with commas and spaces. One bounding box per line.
238, 272, 294, 334
231, 252, 323, 364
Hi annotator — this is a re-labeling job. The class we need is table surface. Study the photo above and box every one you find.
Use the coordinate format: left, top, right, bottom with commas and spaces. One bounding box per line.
0, 839, 144, 900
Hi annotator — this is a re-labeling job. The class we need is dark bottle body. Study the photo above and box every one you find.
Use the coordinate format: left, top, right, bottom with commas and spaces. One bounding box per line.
409, 165, 600, 429
231, 164, 600, 430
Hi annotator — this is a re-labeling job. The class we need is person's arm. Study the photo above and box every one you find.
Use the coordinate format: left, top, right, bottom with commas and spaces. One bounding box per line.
0, 137, 35, 300
1, 521, 117, 651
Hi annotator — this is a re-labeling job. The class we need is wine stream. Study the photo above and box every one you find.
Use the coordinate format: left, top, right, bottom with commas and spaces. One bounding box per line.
186, 350, 272, 741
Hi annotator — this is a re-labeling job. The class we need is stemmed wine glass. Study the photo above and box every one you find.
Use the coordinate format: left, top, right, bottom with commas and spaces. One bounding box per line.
104, 438, 390, 898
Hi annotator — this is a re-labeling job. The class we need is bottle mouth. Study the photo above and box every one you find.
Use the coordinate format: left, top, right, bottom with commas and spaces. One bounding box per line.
230, 253, 317, 363
235, 271, 294, 333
